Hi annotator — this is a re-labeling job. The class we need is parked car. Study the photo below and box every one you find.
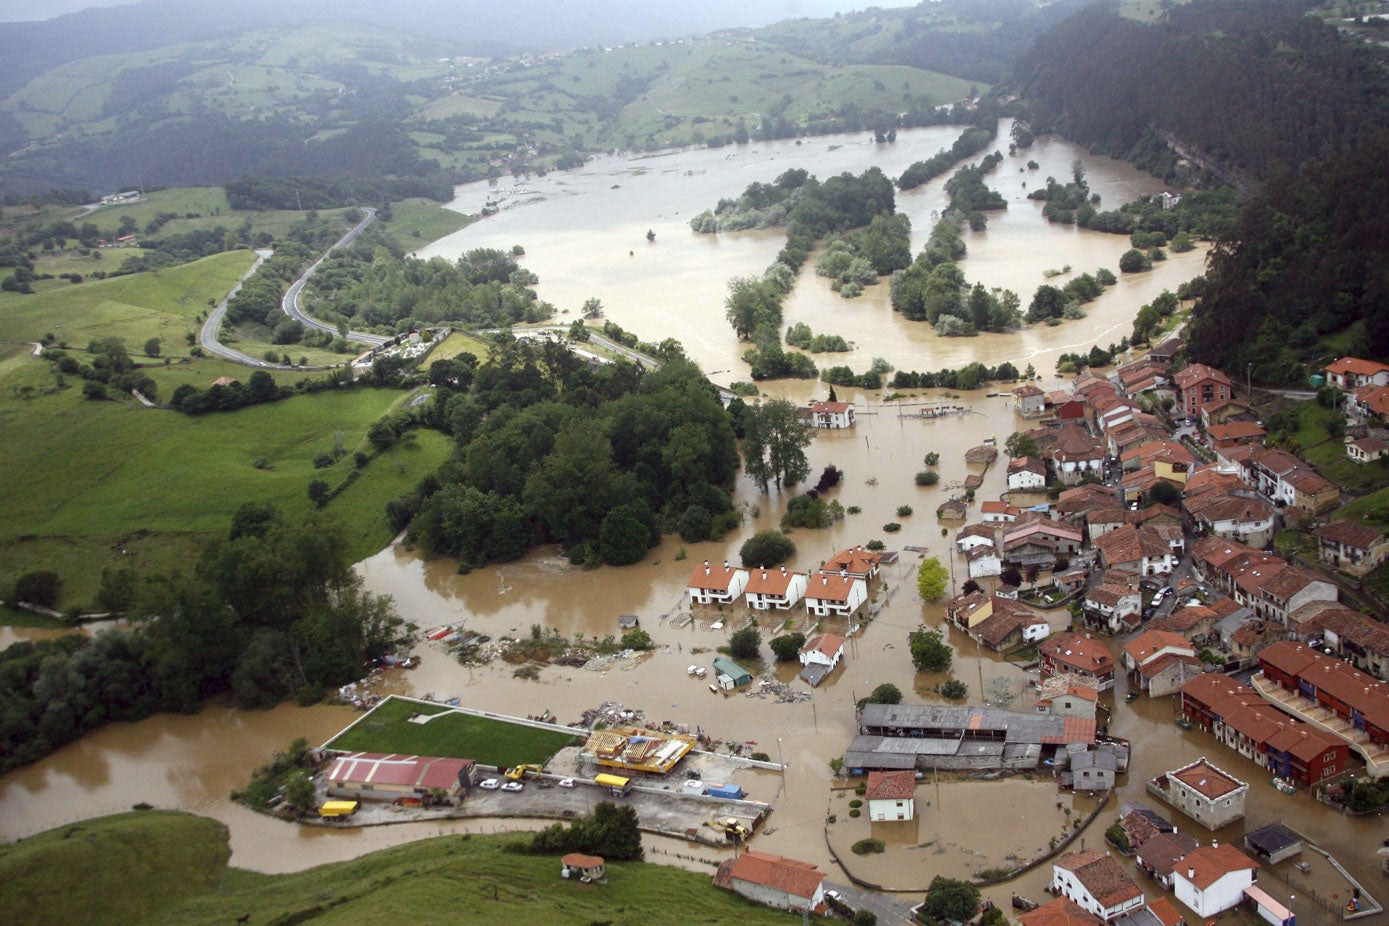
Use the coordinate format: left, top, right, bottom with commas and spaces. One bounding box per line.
557, 777, 576, 788
478, 778, 500, 790
1150, 588, 1171, 607
501, 781, 524, 792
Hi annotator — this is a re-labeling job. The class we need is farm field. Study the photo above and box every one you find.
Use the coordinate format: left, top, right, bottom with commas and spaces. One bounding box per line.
324, 696, 580, 768
0, 810, 793, 926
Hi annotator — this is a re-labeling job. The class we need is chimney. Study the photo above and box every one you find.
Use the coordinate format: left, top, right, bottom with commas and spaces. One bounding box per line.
780, 565, 786, 575
761, 570, 767, 581
723, 560, 729, 571
823, 576, 828, 586
1188, 868, 1195, 880
705, 564, 711, 575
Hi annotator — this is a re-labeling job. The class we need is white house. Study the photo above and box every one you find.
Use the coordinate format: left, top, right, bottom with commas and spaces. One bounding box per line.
687, 561, 748, 605
1013, 382, 1046, 418
804, 573, 867, 618
808, 400, 855, 428
1171, 843, 1260, 918
1008, 456, 1048, 491
965, 544, 1002, 579
1051, 849, 1145, 922
713, 849, 826, 913
1153, 757, 1248, 829
1035, 675, 1099, 720
744, 566, 807, 611
799, 634, 846, 668
865, 770, 916, 821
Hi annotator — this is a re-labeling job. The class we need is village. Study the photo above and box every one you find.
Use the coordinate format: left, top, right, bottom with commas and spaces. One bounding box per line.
292, 342, 1389, 925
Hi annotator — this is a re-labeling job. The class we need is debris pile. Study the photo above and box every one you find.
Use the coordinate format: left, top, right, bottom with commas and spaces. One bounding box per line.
578, 701, 645, 728
747, 678, 811, 703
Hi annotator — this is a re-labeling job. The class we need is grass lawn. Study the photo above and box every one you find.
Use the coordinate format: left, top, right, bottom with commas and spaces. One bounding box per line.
1, 810, 792, 926
1335, 486, 1389, 528
428, 330, 492, 362
325, 695, 580, 768
0, 250, 259, 355
386, 198, 475, 248
0, 350, 450, 605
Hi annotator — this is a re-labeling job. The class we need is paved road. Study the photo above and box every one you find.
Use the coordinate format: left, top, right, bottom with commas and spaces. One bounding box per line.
198, 249, 306, 370
280, 206, 389, 346
827, 881, 919, 925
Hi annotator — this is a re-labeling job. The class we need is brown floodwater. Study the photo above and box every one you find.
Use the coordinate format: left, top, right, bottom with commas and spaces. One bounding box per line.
2, 127, 1376, 926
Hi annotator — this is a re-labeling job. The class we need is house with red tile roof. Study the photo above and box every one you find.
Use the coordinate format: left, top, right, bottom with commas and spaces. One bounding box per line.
1093, 523, 1179, 576
1205, 420, 1266, 451
1256, 641, 1389, 773
980, 500, 1021, 522
808, 400, 855, 428
1346, 435, 1389, 463
804, 573, 866, 618
687, 561, 748, 605
1184, 489, 1277, 550
820, 546, 885, 580
1249, 447, 1339, 513
1150, 757, 1247, 828
1051, 849, 1145, 922
1200, 397, 1255, 429
1317, 608, 1389, 681
1145, 897, 1185, 926
1014, 382, 1047, 418
1020, 897, 1103, 926
798, 633, 846, 687
1171, 843, 1260, 918
1173, 363, 1234, 418
1084, 582, 1143, 634
1049, 424, 1106, 485
1135, 831, 1198, 890
1349, 384, 1389, 422
1008, 455, 1048, 490
1324, 356, 1389, 391
713, 849, 826, 913
744, 566, 807, 611
1036, 675, 1100, 720
1314, 519, 1389, 576
865, 769, 916, 821
1123, 630, 1201, 697
1040, 632, 1116, 690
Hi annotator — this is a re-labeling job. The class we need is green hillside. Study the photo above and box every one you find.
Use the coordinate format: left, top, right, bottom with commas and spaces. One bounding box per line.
0, 811, 796, 926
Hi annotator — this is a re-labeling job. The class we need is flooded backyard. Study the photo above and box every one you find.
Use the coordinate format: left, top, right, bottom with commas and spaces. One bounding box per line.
2, 123, 1382, 925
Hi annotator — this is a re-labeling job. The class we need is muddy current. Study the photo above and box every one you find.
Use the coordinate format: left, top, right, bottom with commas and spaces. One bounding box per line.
2, 125, 1378, 924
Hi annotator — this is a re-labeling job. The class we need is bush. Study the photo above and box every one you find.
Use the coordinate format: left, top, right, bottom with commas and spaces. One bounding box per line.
896, 505, 913, 517
849, 808, 861, 817
883, 522, 901, 532
865, 539, 885, 551
769, 632, 807, 662
915, 470, 940, 486
849, 799, 863, 808
851, 838, 886, 855
13, 570, 62, 608
867, 682, 903, 704
739, 530, 796, 568
620, 628, 654, 650
728, 626, 762, 660
940, 679, 968, 699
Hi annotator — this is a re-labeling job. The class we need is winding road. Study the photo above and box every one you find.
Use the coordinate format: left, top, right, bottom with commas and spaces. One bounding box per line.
198, 207, 387, 370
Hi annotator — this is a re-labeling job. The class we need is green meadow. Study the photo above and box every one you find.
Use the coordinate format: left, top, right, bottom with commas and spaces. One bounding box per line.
0, 811, 793, 926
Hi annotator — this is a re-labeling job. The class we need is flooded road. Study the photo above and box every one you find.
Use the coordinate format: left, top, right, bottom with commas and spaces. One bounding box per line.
3, 126, 1376, 926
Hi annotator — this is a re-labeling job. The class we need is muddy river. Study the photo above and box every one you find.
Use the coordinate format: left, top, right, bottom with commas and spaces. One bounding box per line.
2, 126, 1379, 923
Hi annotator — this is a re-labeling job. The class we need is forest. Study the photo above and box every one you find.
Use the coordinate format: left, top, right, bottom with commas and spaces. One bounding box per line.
1012, 0, 1389, 184
0, 511, 410, 775
394, 339, 742, 570
1185, 132, 1389, 384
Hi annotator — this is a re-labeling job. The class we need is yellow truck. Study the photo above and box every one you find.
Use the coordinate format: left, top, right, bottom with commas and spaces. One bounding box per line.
318, 800, 359, 818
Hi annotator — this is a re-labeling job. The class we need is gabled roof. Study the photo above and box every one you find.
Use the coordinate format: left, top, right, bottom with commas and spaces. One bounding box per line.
1179, 673, 1265, 717
1168, 758, 1244, 800
1314, 518, 1384, 550
1207, 421, 1266, 442
809, 400, 853, 414
1325, 356, 1389, 378
1124, 630, 1195, 665
1041, 633, 1115, 674
865, 769, 915, 801
745, 567, 802, 596
801, 633, 846, 659
1176, 843, 1258, 890
1055, 849, 1143, 909
1135, 831, 1198, 877
1173, 363, 1233, 389
805, 573, 864, 603
689, 562, 745, 591
1020, 897, 1102, 926
1009, 455, 1048, 477
325, 752, 473, 790
715, 849, 824, 900
1146, 898, 1184, 926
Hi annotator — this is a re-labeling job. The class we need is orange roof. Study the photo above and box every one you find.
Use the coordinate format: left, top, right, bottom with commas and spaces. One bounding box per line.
865, 770, 915, 801
1041, 633, 1115, 674
1177, 843, 1258, 890
562, 852, 604, 868
688, 562, 744, 592
810, 400, 852, 414
806, 573, 862, 603
801, 633, 845, 658
1055, 849, 1142, 908
745, 567, 801, 596
718, 849, 824, 900
1147, 897, 1184, 926
1124, 630, 1194, 665
1326, 356, 1389, 377
1170, 758, 1244, 800
1020, 897, 1102, 926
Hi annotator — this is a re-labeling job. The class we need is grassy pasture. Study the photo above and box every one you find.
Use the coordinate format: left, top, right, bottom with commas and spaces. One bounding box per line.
0, 810, 793, 926
0, 250, 258, 354
324, 696, 580, 768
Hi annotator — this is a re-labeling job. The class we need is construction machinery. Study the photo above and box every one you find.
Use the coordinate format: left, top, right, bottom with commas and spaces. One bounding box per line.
505, 763, 544, 782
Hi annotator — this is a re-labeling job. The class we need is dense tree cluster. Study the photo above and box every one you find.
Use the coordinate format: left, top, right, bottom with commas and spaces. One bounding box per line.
305, 244, 552, 332
398, 340, 740, 568
1186, 132, 1389, 384
897, 123, 998, 191
528, 801, 643, 861
886, 360, 1019, 391
0, 510, 410, 775
1014, 0, 1389, 185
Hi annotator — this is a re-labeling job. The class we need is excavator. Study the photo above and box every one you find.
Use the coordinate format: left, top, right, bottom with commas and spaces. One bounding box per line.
505, 763, 544, 782
702, 818, 751, 843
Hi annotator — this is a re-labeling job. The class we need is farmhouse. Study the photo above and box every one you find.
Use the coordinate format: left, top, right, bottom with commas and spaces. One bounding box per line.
808, 400, 855, 428
1171, 843, 1259, 919
865, 769, 916, 821
713, 849, 826, 914
1122, 630, 1201, 697
1008, 456, 1048, 491
797, 633, 846, 687
1040, 633, 1116, 691
1051, 849, 1145, 922
1148, 757, 1247, 828
1314, 519, 1389, 576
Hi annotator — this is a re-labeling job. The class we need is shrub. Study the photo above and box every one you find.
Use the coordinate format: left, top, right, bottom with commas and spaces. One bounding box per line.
883, 522, 901, 532
728, 626, 762, 660
849, 808, 861, 817
851, 838, 885, 855
13, 570, 61, 608
896, 505, 913, 517
865, 539, 885, 551
867, 682, 903, 705
941, 679, 968, 699
916, 470, 940, 486
739, 530, 796, 568
849, 799, 863, 808
620, 628, 654, 650
769, 632, 807, 662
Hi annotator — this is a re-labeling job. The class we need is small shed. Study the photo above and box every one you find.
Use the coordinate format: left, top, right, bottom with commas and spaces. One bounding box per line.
561, 853, 605, 881
1243, 822, 1302, 865
712, 657, 753, 691
617, 614, 640, 630
704, 783, 745, 800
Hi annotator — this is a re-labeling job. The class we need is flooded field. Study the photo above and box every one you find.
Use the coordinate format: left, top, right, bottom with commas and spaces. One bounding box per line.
2, 123, 1379, 926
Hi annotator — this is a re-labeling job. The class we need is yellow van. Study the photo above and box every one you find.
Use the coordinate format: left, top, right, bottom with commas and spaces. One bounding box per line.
318, 800, 359, 818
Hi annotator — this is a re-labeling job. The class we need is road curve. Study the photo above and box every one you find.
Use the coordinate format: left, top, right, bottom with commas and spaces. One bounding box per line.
280, 206, 389, 346
199, 249, 307, 370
